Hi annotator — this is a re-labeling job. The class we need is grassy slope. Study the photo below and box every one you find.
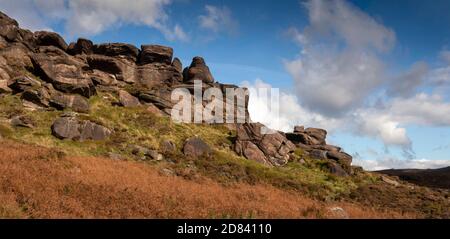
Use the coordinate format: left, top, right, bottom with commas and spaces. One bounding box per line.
0, 93, 449, 218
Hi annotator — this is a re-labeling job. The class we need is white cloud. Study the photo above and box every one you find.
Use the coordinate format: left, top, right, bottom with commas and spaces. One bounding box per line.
241, 79, 342, 132
386, 61, 429, 98
0, 0, 188, 41
353, 157, 450, 171
285, 0, 395, 116
198, 5, 238, 35
353, 109, 411, 148
439, 50, 450, 63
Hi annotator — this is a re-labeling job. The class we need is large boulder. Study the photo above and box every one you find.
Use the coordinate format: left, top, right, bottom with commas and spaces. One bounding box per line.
7, 75, 42, 93
172, 57, 183, 73
93, 43, 139, 61
32, 46, 96, 97
10, 115, 35, 128
67, 38, 94, 55
0, 12, 19, 42
118, 90, 140, 107
86, 55, 135, 83
21, 86, 52, 108
135, 63, 182, 88
139, 45, 173, 65
305, 128, 327, 145
34, 31, 68, 51
183, 137, 212, 158
51, 116, 111, 141
235, 123, 295, 166
183, 57, 214, 83
138, 88, 174, 111
49, 92, 90, 113
286, 127, 327, 146
0, 45, 34, 78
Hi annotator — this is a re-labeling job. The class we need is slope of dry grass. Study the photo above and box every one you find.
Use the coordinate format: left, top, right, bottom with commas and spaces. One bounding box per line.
0, 140, 412, 219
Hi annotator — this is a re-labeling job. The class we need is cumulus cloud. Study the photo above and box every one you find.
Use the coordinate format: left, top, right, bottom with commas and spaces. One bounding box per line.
386, 62, 429, 98
285, 0, 395, 116
0, 0, 188, 41
280, 0, 450, 164
241, 79, 342, 132
198, 5, 238, 35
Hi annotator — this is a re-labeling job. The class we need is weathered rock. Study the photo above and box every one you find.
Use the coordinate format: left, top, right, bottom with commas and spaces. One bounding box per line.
0, 12, 19, 42
0, 45, 34, 78
286, 127, 327, 146
139, 88, 174, 110
21, 87, 51, 107
286, 132, 317, 145
0, 79, 11, 94
0, 24, 19, 42
88, 69, 118, 86
146, 150, 164, 161
93, 43, 139, 61
183, 57, 214, 83
34, 31, 68, 51
293, 125, 305, 133
235, 123, 295, 166
49, 92, 90, 113
327, 207, 349, 219
183, 137, 212, 158
139, 45, 173, 65
327, 161, 349, 177
51, 116, 111, 141
160, 140, 177, 154
146, 103, 164, 116
326, 151, 352, 166
235, 140, 268, 165
67, 38, 94, 55
305, 128, 327, 145
381, 175, 400, 187
86, 55, 135, 83
118, 90, 140, 107
130, 145, 163, 161
309, 149, 328, 160
7, 75, 41, 92
0, 11, 18, 27
135, 63, 182, 88
11, 115, 35, 128
172, 57, 182, 73
32, 46, 96, 97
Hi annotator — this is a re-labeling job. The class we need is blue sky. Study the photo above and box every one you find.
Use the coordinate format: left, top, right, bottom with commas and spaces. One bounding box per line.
1, 0, 450, 170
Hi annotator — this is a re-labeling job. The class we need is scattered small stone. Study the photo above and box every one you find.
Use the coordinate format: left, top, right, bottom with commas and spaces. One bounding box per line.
10, 115, 35, 128
381, 175, 400, 187
328, 207, 349, 219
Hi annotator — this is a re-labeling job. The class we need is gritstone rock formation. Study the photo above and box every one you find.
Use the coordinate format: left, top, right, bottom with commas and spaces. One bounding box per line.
0, 11, 353, 175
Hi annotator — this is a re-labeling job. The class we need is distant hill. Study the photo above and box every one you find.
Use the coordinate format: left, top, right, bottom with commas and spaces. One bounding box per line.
377, 167, 450, 190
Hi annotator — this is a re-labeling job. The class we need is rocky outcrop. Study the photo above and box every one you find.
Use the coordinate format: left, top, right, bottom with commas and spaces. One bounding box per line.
0, 11, 248, 122
34, 31, 68, 51
234, 123, 296, 166
93, 43, 139, 61
67, 38, 94, 55
183, 57, 215, 83
51, 115, 111, 141
139, 45, 173, 65
286, 125, 353, 174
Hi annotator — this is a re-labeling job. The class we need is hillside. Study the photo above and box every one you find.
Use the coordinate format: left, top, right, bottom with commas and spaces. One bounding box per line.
0, 11, 449, 219
378, 167, 450, 190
